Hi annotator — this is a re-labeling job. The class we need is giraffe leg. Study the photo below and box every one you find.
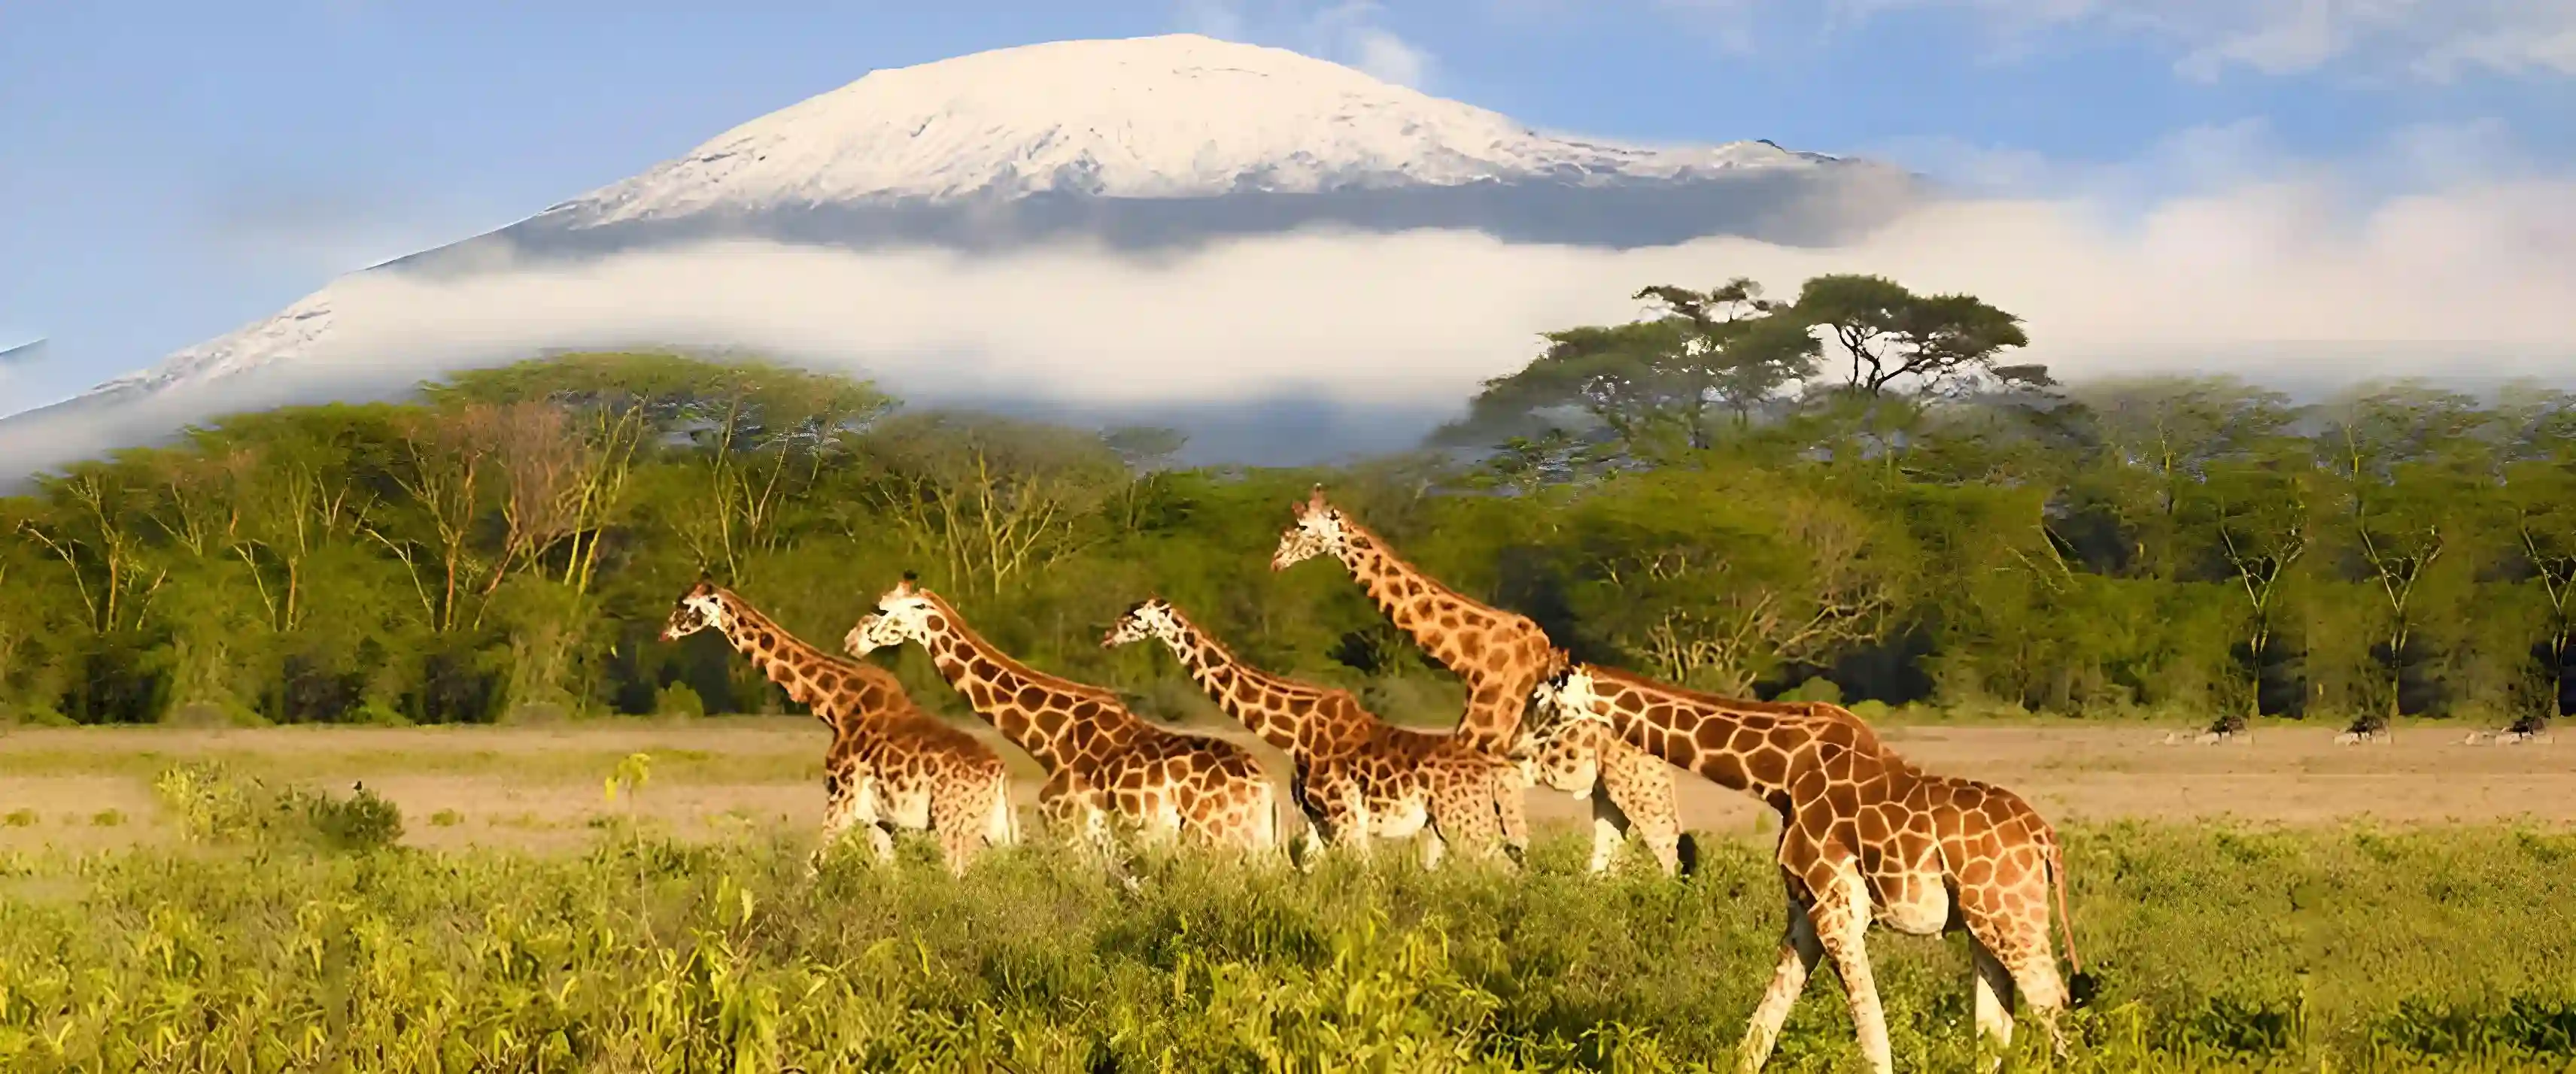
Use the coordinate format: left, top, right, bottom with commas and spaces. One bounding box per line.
1292, 814, 1328, 872
2003, 939, 2069, 1060
1970, 934, 2016, 1070
810, 768, 860, 873
1338, 797, 1375, 860
1808, 866, 1894, 1074
1493, 768, 1531, 867
983, 776, 1018, 849
1738, 893, 1824, 1072
1959, 846, 2072, 1061
929, 787, 982, 878
1602, 751, 1681, 877
1587, 791, 1629, 875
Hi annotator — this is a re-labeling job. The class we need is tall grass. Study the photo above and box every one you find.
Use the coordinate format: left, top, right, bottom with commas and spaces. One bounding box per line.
1, 821, 2569, 1072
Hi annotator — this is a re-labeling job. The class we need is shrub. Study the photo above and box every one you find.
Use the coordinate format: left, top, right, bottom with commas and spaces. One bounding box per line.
291, 783, 405, 852
149, 762, 403, 852
655, 681, 706, 719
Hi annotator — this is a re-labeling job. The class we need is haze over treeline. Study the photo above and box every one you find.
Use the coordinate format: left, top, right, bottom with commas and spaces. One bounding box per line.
2, 272, 2567, 743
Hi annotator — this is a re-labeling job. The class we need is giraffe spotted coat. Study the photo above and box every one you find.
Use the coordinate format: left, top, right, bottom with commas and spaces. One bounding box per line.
1104, 598, 1527, 869
1271, 486, 1682, 875
846, 577, 1278, 854
660, 581, 1013, 875
1526, 657, 2083, 1074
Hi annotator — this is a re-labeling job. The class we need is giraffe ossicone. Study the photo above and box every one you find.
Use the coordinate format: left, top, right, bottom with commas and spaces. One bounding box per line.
1528, 652, 2082, 1074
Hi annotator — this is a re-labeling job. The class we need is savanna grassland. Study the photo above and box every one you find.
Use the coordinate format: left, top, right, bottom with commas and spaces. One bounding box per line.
3, 720, 2571, 1072
5, 275, 2576, 1070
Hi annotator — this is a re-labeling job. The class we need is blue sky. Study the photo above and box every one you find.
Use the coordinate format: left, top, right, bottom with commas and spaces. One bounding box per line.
2, 0, 2570, 413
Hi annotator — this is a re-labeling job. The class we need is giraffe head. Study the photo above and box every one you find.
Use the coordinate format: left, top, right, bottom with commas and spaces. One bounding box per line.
660, 579, 732, 642
1511, 715, 1609, 793
1101, 597, 1185, 650
1270, 485, 1350, 572
1509, 657, 1615, 793
845, 574, 937, 657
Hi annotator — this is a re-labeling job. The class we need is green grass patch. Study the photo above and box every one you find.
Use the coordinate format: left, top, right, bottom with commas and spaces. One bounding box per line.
0, 823, 2566, 1070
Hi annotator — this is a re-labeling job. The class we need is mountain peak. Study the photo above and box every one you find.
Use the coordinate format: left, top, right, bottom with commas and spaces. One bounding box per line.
550, 33, 1834, 225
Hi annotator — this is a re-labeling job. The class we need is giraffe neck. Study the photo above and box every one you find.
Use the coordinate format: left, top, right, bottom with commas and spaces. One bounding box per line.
1158, 614, 1339, 758
917, 594, 1126, 769
1333, 520, 1537, 752
1332, 522, 1494, 657
712, 596, 884, 726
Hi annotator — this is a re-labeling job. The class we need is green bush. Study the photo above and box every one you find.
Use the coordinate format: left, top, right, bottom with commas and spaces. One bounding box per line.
149, 762, 402, 852
292, 784, 406, 852
1778, 678, 1843, 704
655, 681, 706, 719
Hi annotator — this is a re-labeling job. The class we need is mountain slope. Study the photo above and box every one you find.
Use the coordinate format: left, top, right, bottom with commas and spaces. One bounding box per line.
11, 32, 1918, 470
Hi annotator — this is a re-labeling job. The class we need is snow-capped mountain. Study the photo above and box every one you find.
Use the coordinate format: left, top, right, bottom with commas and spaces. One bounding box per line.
548, 34, 1837, 217
13, 32, 1918, 472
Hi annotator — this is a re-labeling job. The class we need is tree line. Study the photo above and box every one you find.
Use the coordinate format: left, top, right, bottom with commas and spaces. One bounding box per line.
2, 272, 2566, 739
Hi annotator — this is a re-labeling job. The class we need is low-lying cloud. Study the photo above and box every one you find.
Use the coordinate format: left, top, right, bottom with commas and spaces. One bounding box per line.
3, 166, 2571, 484
219, 171, 2576, 397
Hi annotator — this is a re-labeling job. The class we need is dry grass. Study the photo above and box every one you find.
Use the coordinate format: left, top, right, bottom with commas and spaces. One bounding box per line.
3, 718, 2565, 853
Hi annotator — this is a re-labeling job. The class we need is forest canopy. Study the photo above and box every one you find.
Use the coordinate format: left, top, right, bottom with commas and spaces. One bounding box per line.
2, 274, 2565, 742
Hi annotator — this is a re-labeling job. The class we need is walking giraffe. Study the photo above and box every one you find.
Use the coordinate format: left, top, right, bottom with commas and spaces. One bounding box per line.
843, 576, 1277, 855
1521, 655, 2083, 1074
1271, 486, 1683, 875
1103, 597, 1528, 869
658, 581, 1014, 875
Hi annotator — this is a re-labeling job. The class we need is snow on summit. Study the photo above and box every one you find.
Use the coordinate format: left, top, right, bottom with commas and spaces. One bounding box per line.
554, 34, 1830, 223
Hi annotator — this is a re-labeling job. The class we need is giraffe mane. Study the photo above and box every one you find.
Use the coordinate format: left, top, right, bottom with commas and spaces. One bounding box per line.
1581, 663, 1885, 743
1332, 512, 1489, 612
912, 586, 1122, 703
1160, 600, 1347, 706
712, 588, 894, 681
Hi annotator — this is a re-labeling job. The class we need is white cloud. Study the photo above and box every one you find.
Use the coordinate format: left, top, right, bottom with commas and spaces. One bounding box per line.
119, 173, 2576, 414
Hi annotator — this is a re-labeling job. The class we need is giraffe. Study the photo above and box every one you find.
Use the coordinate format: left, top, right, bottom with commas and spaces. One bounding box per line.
1270, 485, 1683, 875
843, 575, 1277, 856
658, 581, 1014, 875
1102, 597, 1527, 870
1523, 655, 2083, 1074
1505, 711, 1684, 877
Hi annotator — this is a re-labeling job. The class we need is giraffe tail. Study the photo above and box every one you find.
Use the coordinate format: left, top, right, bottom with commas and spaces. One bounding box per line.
2047, 835, 2083, 976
